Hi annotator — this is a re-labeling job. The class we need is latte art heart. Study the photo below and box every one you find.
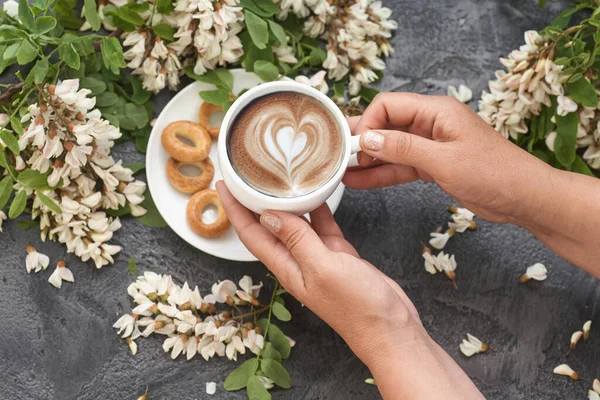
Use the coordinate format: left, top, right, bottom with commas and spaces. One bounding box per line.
228, 92, 343, 197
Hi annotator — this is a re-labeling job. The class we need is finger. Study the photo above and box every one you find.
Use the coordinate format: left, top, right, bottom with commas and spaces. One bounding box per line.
355, 92, 435, 137
216, 182, 304, 288
309, 203, 344, 238
260, 210, 332, 270
342, 163, 420, 189
360, 129, 443, 173
347, 116, 360, 133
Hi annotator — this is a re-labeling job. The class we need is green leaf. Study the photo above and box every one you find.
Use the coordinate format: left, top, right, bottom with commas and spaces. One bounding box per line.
257, 319, 291, 359
34, 16, 57, 35
36, 191, 61, 214
17, 40, 38, 65
566, 78, 598, 108
18, 0, 36, 30
253, 60, 279, 82
130, 77, 151, 104
222, 100, 234, 113
32, 0, 49, 10
360, 87, 379, 104
239, 0, 276, 18
135, 128, 151, 153
200, 89, 231, 105
17, 169, 51, 190
8, 190, 27, 219
134, 192, 167, 228
225, 358, 259, 391
96, 92, 119, 107
272, 302, 291, 322
333, 81, 345, 98
156, 0, 174, 14
10, 117, 23, 135
554, 107, 578, 167
0, 177, 13, 210
194, 68, 234, 91
261, 359, 292, 389
33, 57, 49, 84
571, 156, 594, 176
100, 37, 126, 72
262, 342, 282, 363
63, 43, 81, 70
246, 376, 271, 400
309, 47, 327, 66
128, 257, 137, 275
243, 43, 274, 72
152, 23, 175, 41
117, 6, 146, 25
538, 0, 546, 7
123, 162, 145, 175
121, 103, 149, 130
0, 130, 19, 154
3, 42, 22, 62
80, 76, 107, 95
267, 20, 287, 45
17, 219, 38, 230
245, 11, 269, 50
84, 0, 101, 31
552, 8, 576, 29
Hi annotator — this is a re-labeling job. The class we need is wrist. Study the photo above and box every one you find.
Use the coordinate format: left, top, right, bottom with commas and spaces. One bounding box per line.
508, 162, 561, 234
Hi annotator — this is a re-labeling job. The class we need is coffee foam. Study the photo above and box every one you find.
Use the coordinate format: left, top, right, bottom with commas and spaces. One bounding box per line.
228, 92, 343, 197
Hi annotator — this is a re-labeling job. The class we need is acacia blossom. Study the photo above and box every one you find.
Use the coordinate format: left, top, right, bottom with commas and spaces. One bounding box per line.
2, 79, 147, 269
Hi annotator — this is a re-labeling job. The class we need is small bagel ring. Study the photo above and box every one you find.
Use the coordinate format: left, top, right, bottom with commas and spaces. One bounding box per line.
198, 102, 223, 140
161, 121, 211, 163
186, 189, 230, 238
166, 157, 214, 194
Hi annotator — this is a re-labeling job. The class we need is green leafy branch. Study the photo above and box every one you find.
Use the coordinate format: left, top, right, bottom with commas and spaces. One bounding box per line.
225, 278, 294, 400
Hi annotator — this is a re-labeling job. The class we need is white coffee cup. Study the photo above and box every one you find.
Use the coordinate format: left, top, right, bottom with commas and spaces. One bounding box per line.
217, 81, 362, 215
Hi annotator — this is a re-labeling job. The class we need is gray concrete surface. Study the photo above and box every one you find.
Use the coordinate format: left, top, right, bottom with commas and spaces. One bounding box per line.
1, 0, 599, 399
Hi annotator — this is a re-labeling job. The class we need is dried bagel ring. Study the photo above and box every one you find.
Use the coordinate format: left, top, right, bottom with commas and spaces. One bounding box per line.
166, 157, 214, 194
186, 189, 230, 238
161, 121, 211, 163
198, 102, 223, 139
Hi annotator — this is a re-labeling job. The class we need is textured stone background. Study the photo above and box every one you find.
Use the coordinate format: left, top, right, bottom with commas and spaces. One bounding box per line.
1, 0, 599, 399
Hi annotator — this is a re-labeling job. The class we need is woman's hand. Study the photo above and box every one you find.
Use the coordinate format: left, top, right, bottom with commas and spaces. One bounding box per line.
343, 92, 600, 276
343, 92, 554, 225
216, 181, 484, 400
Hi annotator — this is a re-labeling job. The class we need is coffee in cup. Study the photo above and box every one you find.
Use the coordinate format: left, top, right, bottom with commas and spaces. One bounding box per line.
227, 91, 344, 198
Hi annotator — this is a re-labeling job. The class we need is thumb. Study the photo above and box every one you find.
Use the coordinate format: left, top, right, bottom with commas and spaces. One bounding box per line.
360, 129, 443, 171
260, 211, 331, 268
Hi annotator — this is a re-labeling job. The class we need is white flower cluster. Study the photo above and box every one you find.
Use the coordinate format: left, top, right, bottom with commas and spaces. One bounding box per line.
478, 31, 565, 140
114, 272, 291, 366
279, 0, 397, 96
1, 79, 147, 268
589, 378, 600, 400
478, 30, 600, 171
107, 0, 244, 93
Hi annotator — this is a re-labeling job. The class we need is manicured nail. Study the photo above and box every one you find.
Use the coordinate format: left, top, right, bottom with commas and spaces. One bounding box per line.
260, 212, 281, 233
362, 130, 383, 151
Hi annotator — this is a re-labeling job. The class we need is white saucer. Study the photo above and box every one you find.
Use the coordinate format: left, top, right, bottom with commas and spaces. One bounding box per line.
146, 69, 346, 262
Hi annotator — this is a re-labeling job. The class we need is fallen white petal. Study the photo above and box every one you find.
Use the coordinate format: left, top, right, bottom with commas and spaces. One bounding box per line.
206, 382, 216, 395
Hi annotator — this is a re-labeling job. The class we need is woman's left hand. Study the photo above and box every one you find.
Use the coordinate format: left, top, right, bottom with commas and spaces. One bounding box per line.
216, 181, 484, 400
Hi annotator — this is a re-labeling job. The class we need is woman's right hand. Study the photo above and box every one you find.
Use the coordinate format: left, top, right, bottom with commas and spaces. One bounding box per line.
343, 92, 554, 225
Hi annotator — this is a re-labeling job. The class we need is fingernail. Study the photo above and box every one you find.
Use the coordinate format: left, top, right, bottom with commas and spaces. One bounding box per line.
260, 212, 281, 233
362, 130, 383, 151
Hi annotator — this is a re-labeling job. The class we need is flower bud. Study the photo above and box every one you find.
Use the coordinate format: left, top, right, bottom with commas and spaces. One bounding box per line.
583, 320, 592, 341
254, 326, 262, 335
